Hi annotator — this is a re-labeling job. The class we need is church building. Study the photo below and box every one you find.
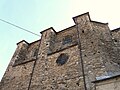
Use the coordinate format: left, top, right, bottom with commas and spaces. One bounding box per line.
0, 12, 120, 90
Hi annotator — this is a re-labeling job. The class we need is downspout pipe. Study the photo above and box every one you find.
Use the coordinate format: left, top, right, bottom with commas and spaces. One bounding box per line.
27, 35, 42, 90
76, 24, 87, 90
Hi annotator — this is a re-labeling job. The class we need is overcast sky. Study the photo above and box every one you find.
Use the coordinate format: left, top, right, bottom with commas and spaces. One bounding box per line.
0, 0, 120, 81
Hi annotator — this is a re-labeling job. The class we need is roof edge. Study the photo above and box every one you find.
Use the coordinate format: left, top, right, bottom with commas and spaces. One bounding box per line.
56, 25, 76, 34
40, 27, 57, 34
91, 20, 108, 25
111, 27, 120, 32
72, 12, 90, 20
29, 39, 41, 45
17, 40, 29, 45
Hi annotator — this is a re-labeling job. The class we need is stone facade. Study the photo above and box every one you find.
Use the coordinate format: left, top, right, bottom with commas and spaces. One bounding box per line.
0, 12, 120, 90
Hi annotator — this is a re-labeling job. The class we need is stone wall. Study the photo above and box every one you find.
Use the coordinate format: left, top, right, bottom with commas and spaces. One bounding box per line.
29, 27, 85, 90
48, 25, 78, 55
73, 12, 120, 90
111, 29, 120, 64
0, 40, 39, 90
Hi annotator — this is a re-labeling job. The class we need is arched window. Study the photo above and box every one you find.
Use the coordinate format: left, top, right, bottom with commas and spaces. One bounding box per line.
56, 53, 69, 65
62, 35, 72, 45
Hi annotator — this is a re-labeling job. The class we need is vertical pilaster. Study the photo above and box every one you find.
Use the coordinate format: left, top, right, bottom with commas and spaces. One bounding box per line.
73, 12, 120, 90
29, 27, 56, 90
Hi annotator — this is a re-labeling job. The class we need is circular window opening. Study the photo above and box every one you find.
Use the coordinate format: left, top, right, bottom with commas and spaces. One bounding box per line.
56, 53, 69, 65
